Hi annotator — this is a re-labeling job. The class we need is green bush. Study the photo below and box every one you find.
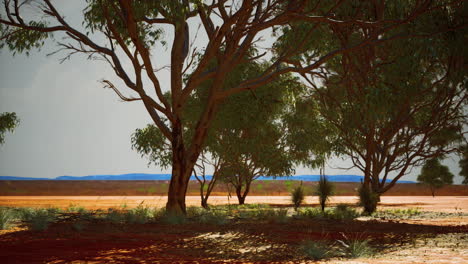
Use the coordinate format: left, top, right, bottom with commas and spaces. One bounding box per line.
300, 240, 330, 260
291, 182, 305, 211
330, 204, 360, 220
197, 210, 229, 225
315, 176, 334, 211
358, 185, 380, 214
372, 208, 421, 219
21, 208, 56, 231
0, 207, 16, 230
125, 204, 154, 224
337, 233, 374, 258
105, 208, 125, 224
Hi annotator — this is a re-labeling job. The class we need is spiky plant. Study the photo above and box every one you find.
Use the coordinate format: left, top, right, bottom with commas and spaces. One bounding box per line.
291, 181, 305, 211
358, 184, 380, 215
314, 175, 334, 211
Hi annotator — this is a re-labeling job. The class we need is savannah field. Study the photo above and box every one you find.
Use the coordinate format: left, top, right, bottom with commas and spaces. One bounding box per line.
0, 181, 467, 264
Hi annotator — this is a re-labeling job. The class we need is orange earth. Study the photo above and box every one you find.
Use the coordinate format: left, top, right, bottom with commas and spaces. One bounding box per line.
0, 196, 467, 264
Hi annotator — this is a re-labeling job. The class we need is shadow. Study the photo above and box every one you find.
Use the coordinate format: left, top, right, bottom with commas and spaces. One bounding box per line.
1, 216, 466, 263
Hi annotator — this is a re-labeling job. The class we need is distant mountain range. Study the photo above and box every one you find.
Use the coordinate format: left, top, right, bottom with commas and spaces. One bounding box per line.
0, 173, 415, 183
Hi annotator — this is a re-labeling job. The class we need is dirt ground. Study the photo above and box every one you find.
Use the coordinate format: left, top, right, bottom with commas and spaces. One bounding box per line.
1, 195, 467, 212
0, 196, 467, 264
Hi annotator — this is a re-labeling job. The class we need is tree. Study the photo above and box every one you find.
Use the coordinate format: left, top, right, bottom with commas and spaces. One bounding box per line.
133, 61, 300, 206
459, 145, 468, 185
0, 112, 19, 146
1, 0, 457, 214
417, 158, 454, 197
283, 1, 467, 206
314, 175, 334, 212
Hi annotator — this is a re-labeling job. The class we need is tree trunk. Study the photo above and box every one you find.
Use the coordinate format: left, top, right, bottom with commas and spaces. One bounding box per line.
201, 197, 209, 209
166, 122, 194, 215
431, 187, 435, 197
236, 186, 245, 205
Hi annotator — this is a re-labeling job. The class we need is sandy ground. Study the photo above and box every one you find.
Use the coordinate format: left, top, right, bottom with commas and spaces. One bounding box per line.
1, 196, 467, 263
0, 195, 467, 213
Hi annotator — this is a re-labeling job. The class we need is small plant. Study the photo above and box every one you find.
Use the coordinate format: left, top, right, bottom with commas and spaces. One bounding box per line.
296, 207, 322, 219
21, 208, 56, 231
331, 204, 359, 221
268, 208, 289, 223
106, 208, 125, 224
291, 181, 305, 211
160, 211, 187, 225
358, 184, 379, 215
197, 210, 229, 225
125, 202, 154, 224
300, 240, 330, 260
337, 233, 374, 258
315, 175, 334, 211
0, 207, 16, 230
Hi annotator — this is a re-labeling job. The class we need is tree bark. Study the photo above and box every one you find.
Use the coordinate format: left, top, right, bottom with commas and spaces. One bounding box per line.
166, 121, 193, 215
236, 186, 246, 205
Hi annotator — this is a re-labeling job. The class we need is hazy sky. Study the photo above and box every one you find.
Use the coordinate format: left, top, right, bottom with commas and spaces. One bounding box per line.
0, 2, 464, 184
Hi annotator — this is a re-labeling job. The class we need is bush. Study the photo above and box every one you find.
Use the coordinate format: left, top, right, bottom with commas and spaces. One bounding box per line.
0, 207, 16, 230
21, 208, 56, 231
291, 182, 305, 211
125, 203, 154, 224
331, 204, 360, 220
358, 184, 379, 215
315, 175, 334, 211
337, 233, 374, 258
296, 207, 322, 219
105, 209, 125, 224
197, 210, 229, 225
300, 240, 330, 260
372, 208, 421, 219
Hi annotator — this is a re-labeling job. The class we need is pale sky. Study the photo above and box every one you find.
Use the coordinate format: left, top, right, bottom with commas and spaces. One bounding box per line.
0, 2, 464, 184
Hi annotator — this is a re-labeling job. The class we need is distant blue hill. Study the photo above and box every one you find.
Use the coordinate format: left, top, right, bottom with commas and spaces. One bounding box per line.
0, 173, 414, 183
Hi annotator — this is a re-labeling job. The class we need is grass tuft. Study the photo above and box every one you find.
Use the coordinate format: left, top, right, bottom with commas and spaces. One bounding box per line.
300, 240, 330, 260
0, 207, 16, 230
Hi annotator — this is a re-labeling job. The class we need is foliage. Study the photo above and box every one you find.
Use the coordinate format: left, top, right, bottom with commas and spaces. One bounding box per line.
300, 240, 330, 260
372, 208, 422, 220
281, 1, 467, 197
291, 182, 305, 211
417, 158, 454, 197
0, 207, 16, 230
125, 203, 154, 224
0, 112, 19, 145
297, 206, 359, 221
459, 145, 468, 185
358, 184, 380, 215
337, 233, 374, 258
314, 176, 334, 211
21, 208, 57, 231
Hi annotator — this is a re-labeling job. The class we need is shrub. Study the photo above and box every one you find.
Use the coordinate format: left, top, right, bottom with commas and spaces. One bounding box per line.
21, 208, 56, 231
0, 207, 16, 230
337, 233, 374, 258
314, 175, 334, 211
197, 210, 229, 225
160, 211, 187, 225
291, 182, 305, 211
105, 209, 125, 224
125, 203, 154, 224
296, 207, 322, 219
300, 240, 330, 260
358, 184, 379, 215
331, 204, 360, 220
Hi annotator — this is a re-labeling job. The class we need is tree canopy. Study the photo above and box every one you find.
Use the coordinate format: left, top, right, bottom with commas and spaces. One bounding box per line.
0, 112, 19, 146
279, 0, 467, 196
417, 158, 454, 197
